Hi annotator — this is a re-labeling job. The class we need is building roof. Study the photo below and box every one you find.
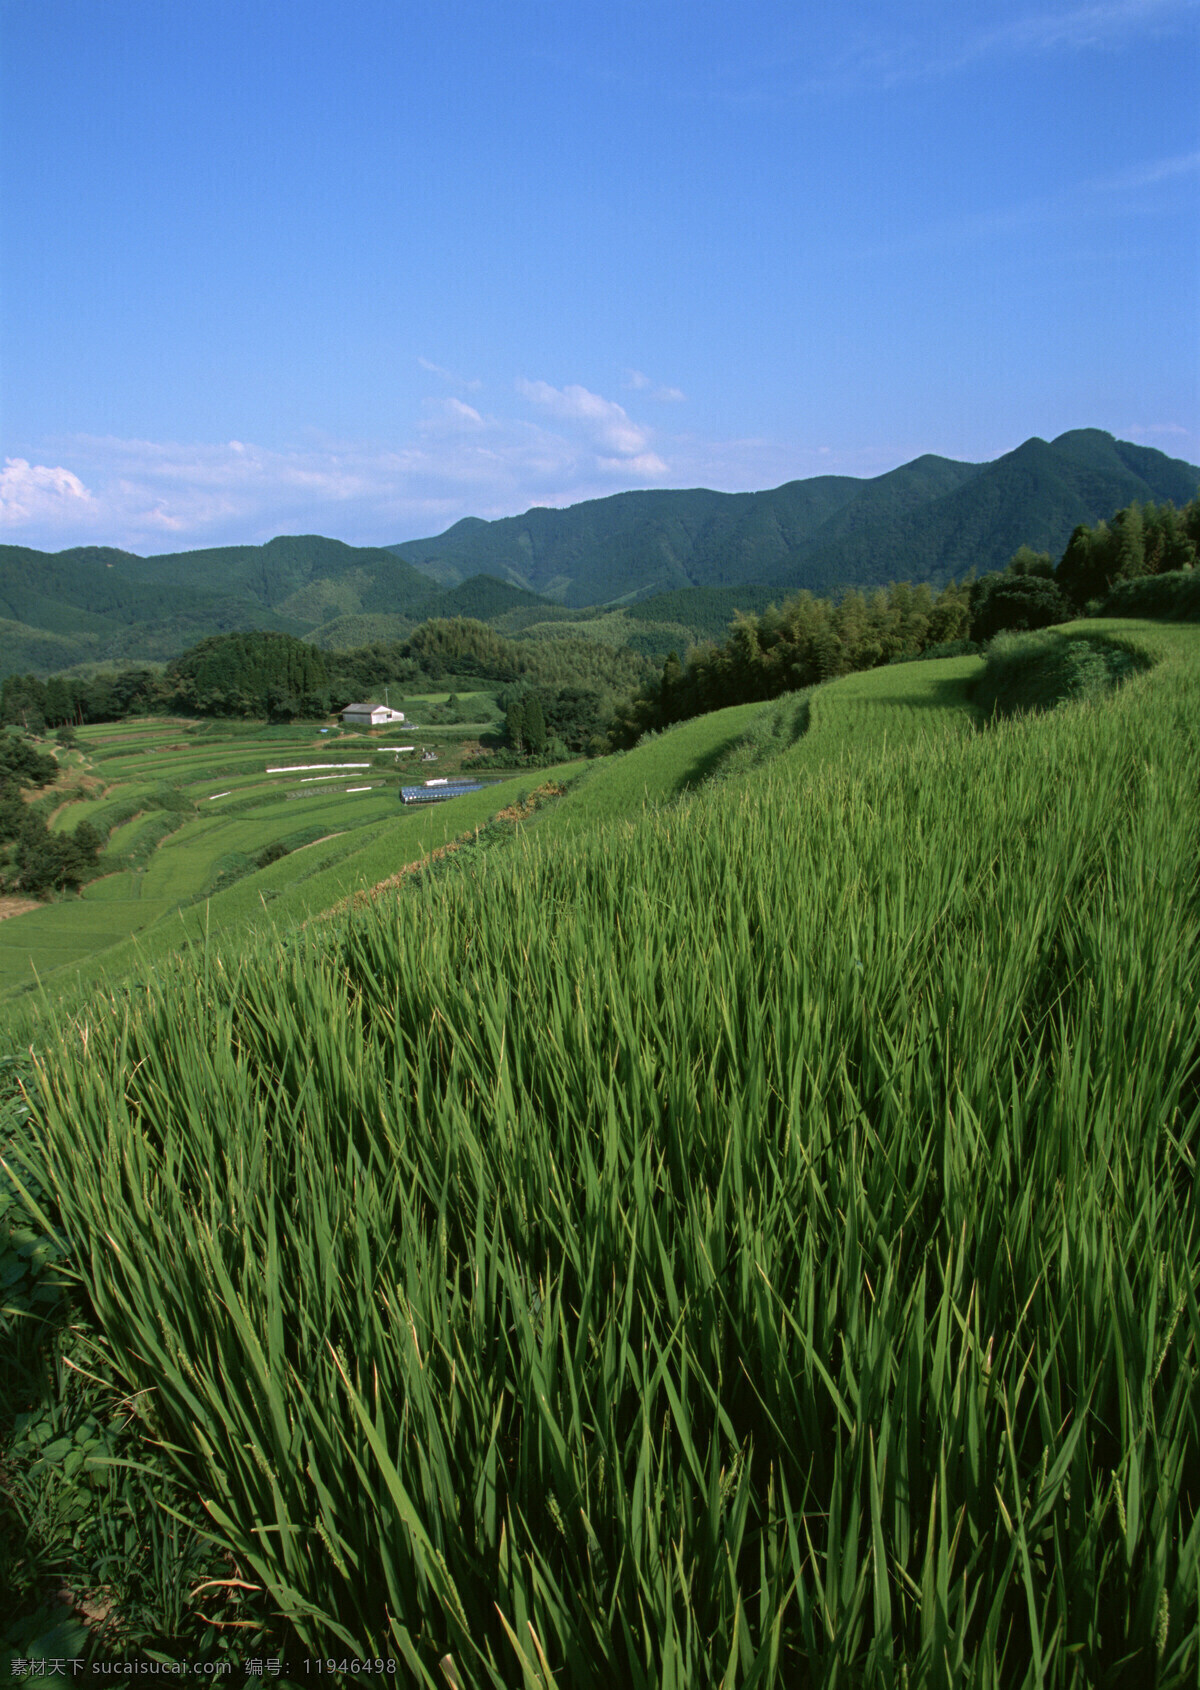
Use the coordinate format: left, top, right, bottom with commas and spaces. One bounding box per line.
400, 781, 492, 804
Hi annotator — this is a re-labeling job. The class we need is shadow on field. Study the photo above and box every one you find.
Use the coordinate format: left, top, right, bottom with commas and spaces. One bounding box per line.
850, 673, 979, 712
677, 730, 752, 791
678, 693, 813, 792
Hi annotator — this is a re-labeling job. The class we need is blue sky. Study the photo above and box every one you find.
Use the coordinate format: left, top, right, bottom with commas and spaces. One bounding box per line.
1, 0, 1197, 554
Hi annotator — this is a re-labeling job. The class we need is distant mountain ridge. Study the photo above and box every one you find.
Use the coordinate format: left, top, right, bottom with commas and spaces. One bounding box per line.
0, 536, 460, 676
388, 430, 1199, 604
0, 429, 1195, 678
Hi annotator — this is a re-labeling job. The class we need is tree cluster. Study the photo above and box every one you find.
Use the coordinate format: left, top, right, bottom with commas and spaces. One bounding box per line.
966, 498, 1200, 639
0, 732, 58, 797
1, 667, 161, 733
1056, 499, 1200, 606
498, 683, 611, 755
504, 693, 548, 756
0, 731, 104, 895
165, 632, 332, 719
967, 548, 1071, 642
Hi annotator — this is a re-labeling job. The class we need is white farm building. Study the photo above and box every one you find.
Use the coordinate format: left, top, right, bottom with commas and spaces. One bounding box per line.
340, 702, 406, 728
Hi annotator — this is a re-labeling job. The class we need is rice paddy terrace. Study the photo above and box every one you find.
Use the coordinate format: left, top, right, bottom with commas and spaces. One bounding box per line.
0, 705, 533, 997
3, 620, 1199, 1683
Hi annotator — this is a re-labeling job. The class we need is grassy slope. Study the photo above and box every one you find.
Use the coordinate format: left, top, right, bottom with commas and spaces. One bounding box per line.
0, 693, 790, 1006
0, 634, 1134, 1004
5, 619, 1197, 1678
2, 656, 984, 1000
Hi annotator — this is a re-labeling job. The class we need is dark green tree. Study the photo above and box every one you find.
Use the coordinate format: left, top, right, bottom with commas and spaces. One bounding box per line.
166, 632, 330, 718
8, 816, 103, 895
506, 698, 527, 752
1112, 504, 1146, 583
523, 693, 547, 754
970, 573, 1069, 641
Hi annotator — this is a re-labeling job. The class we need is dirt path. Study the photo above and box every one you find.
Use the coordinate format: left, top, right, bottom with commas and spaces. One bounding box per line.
0, 896, 42, 921
293, 831, 346, 851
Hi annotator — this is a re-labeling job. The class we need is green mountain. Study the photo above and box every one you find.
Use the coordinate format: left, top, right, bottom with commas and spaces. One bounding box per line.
0, 534, 447, 678
117, 533, 437, 619
389, 431, 1199, 603
1, 431, 1195, 680
390, 477, 866, 605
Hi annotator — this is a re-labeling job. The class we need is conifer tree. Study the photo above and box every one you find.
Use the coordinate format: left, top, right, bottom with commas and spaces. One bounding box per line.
506, 698, 526, 751
524, 693, 547, 754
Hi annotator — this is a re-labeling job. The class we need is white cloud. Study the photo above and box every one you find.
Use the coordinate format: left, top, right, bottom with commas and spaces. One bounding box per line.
516, 379, 653, 457
0, 405, 676, 552
817, 0, 1197, 90
0, 458, 95, 528
423, 397, 485, 428
624, 369, 652, 390
986, 0, 1195, 55
1123, 422, 1199, 455
598, 452, 670, 476
1092, 150, 1200, 191
2, 407, 996, 556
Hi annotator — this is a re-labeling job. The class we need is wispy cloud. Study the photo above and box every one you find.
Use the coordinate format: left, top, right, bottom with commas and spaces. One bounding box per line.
624, 369, 687, 402
0, 425, 811, 553
581, 0, 1197, 109
816, 0, 1197, 91
0, 385, 673, 551
1092, 149, 1200, 191
845, 142, 1200, 263
1122, 422, 1200, 453
417, 356, 483, 392
423, 397, 486, 428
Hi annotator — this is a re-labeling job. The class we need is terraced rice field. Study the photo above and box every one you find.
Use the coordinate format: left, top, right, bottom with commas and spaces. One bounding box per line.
0, 718, 510, 994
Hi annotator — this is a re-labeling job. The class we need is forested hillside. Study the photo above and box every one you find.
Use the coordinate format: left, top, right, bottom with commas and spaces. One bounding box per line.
2, 621, 654, 730
391, 429, 1198, 603
0, 539, 561, 678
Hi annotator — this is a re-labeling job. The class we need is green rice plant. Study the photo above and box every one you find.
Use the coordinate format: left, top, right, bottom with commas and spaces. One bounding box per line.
7, 623, 1200, 1682
0, 1055, 276, 1662
542, 699, 772, 840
